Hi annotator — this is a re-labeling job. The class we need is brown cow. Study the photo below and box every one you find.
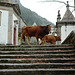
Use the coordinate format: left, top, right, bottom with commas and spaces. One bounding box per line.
40, 35, 61, 45
20, 25, 51, 45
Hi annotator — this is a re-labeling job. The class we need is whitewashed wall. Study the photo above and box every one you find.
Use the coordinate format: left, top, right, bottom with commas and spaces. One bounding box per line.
0, 10, 8, 44
61, 25, 75, 42
0, 6, 26, 45
0, 9, 19, 45
20, 18, 26, 28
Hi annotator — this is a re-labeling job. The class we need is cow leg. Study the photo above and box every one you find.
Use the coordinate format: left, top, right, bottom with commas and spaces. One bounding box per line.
40, 39, 46, 45
20, 33, 24, 45
23, 36, 25, 42
53, 42, 56, 45
50, 41, 56, 45
40, 40, 43, 45
36, 37, 39, 45
26, 36, 31, 45
43, 40, 46, 46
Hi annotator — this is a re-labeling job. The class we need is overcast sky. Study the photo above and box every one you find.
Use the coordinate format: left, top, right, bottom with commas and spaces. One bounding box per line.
20, 0, 74, 24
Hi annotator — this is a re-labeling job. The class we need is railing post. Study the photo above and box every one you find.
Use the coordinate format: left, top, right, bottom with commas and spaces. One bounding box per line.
56, 25, 61, 45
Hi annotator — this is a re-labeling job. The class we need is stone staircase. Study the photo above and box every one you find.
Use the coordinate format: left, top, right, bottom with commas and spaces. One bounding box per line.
0, 44, 75, 75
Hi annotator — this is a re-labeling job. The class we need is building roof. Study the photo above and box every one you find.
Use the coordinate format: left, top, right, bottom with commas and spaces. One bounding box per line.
0, 2, 21, 15
61, 1, 75, 22
0, 0, 20, 4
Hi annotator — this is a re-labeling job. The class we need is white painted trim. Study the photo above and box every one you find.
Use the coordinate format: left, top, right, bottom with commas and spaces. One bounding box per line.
0, 6, 13, 11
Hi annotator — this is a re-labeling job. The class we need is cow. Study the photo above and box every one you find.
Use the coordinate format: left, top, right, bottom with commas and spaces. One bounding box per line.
40, 35, 61, 45
20, 25, 51, 45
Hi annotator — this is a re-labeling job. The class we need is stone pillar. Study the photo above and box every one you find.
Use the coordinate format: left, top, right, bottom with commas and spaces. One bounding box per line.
14, 20, 18, 45
56, 10, 61, 45
57, 25, 61, 45
18, 17, 21, 37
16, 24, 18, 45
8, 10, 13, 44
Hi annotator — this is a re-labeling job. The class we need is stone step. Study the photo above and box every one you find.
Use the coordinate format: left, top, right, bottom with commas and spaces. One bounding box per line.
0, 69, 75, 75
0, 50, 75, 54
0, 58, 75, 63
0, 54, 74, 58
0, 44, 73, 48
21, 44, 73, 47
0, 47, 74, 51
0, 63, 75, 69
0, 44, 74, 75
2, 68, 74, 71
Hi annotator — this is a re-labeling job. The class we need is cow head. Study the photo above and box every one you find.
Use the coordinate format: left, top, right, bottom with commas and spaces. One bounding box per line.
39, 25, 51, 38
44, 25, 51, 34
55, 36, 61, 41
47, 25, 51, 33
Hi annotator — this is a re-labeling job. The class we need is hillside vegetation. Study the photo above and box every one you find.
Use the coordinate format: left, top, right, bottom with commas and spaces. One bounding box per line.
19, 3, 54, 26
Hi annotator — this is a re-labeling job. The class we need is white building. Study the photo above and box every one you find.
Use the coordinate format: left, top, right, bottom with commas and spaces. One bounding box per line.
32, 22, 37, 26
0, 0, 26, 45
56, 1, 75, 44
